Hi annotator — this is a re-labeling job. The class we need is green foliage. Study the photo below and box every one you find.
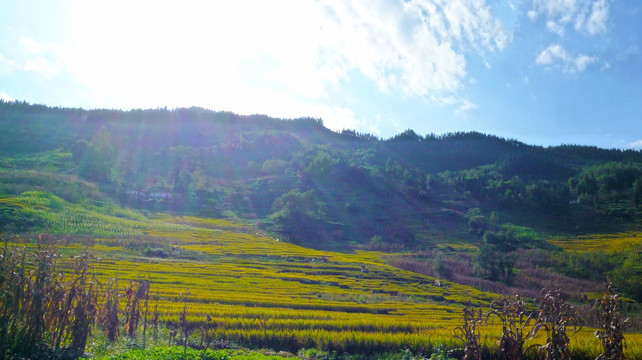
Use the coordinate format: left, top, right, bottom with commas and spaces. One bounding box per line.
633, 176, 642, 207
610, 250, 642, 302
97, 346, 231, 360
262, 159, 289, 175
569, 162, 642, 214
466, 208, 488, 236
0, 170, 105, 203
78, 126, 116, 182
306, 149, 338, 177
270, 190, 335, 245
0, 190, 188, 237
554, 252, 619, 281
428, 345, 456, 360
474, 231, 515, 285
298, 348, 425, 360
3, 101, 642, 247
433, 251, 450, 279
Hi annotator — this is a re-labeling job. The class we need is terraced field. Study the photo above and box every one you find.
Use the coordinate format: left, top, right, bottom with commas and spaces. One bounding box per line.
2, 191, 642, 358
72, 221, 497, 353
551, 231, 642, 253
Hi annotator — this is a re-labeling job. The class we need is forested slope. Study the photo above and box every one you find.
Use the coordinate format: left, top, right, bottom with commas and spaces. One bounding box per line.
2, 100, 641, 249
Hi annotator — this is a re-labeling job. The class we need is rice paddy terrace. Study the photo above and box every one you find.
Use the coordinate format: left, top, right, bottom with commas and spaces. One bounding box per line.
2, 191, 641, 358
551, 231, 642, 253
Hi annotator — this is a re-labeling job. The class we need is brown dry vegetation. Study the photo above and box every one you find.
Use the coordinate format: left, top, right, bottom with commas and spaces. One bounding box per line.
386, 249, 604, 302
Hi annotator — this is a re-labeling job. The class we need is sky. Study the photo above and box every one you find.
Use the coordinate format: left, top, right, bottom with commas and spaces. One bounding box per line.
0, 0, 640, 149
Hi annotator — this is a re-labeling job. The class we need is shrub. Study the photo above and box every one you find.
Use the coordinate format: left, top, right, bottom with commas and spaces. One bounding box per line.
593, 283, 628, 360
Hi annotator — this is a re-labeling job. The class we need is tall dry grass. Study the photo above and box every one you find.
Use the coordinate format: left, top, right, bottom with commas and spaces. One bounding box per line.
0, 235, 101, 358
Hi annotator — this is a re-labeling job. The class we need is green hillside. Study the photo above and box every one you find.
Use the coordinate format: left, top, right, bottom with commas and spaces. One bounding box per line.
2, 101, 641, 246
1, 101, 641, 358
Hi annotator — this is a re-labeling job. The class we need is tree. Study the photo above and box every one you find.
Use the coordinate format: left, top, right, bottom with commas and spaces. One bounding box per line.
611, 251, 642, 302
633, 176, 642, 207
270, 190, 330, 244
475, 231, 515, 285
305, 149, 337, 177
78, 127, 115, 182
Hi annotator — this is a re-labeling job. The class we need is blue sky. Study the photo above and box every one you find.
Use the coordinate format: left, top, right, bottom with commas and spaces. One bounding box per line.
0, 0, 640, 149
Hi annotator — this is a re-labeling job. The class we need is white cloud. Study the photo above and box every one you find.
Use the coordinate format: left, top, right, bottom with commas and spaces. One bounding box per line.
585, 0, 608, 34
455, 99, 478, 116
546, 20, 565, 36
574, 54, 596, 71
11, 37, 64, 77
0, 91, 15, 102
536, 44, 567, 64
630, 139, 642, 149
527, 10, 538, 21
316, 0, 507, 98
0, 52, 18, 73
536, 44, 597, 73
19, 37, 56, 53
528, 0, 609, 36
23, 58, 61, 76
313, 106, 361, 132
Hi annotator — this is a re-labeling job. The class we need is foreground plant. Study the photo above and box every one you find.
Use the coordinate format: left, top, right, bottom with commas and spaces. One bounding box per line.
0, 235, 101, 358
124, 279, 150, 337
486, 296, 537, 360
454, 302, 483, 360
594, 282, 628, 360
532, 288, 580, 360
98, 277, 120, 342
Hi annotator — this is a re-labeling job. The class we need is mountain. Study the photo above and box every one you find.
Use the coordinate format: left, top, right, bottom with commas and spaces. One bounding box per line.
2, 100, 641, 248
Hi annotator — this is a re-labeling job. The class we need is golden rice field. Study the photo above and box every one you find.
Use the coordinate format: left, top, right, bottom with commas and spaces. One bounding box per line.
2, 192, 641, 357
79, 223, 489, 352
550, 231, 642, 253
43, 220, 641, 357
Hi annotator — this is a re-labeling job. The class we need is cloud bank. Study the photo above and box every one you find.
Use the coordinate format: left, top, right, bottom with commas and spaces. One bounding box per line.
527, 0, 609, 36
316, 0, 507, 97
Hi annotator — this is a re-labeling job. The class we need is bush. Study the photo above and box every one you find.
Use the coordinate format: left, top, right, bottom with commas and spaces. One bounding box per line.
144, 245, 167, 258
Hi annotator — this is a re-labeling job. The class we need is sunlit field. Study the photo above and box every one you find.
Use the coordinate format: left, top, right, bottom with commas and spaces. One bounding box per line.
551, 231, 642, 253
2, 191, 640, 358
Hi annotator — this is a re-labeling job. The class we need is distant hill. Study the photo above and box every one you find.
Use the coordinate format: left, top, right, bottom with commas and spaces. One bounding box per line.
1, 100, 641, 250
